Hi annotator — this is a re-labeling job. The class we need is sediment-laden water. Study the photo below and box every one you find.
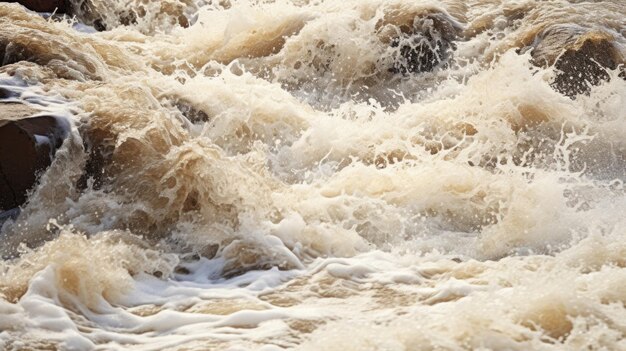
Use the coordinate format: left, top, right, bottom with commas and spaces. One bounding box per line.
0, 0, 625, 349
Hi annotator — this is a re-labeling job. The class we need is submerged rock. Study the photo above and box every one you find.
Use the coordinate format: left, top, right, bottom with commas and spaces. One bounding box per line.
5, 0, 69, 13
0, 103, 69, 211
387, 13, 461, 75
174, 98, 211, 124
74, 0, 192, 32
530, 25, 625, 97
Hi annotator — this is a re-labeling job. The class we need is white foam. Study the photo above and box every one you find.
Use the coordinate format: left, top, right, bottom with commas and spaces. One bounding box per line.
1, 0, 625, 349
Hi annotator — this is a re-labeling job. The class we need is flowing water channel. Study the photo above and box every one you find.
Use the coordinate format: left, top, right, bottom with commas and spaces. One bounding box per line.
0, 0, 625, 349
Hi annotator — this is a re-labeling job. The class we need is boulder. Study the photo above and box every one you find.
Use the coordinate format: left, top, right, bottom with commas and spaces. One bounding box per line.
2, 0, 69, 13
0, 103, 69, 211
530, 25, 624, 97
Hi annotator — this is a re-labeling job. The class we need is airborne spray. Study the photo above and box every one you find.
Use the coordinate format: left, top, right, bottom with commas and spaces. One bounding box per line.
0, 0, 625, 350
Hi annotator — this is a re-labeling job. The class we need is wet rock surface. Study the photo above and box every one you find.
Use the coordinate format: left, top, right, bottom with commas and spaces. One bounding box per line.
530, 25, 625, 97
2, 0, 69, 13
0, 103, 69, 211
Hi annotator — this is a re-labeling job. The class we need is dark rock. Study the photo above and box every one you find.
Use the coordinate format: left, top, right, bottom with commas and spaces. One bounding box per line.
530, 25, 624, 98
0, 104, 69, 211
76, 138, 107, 190
390, 13, 461, 75
175, 99, 210, 124
552, 40, 619, 97
2, 0, 69, 13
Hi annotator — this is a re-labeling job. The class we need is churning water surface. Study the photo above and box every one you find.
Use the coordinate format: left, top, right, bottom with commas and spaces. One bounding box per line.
0, 0, 625, 350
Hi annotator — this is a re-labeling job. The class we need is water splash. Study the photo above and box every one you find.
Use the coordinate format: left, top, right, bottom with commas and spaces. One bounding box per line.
0, 0, 625, 349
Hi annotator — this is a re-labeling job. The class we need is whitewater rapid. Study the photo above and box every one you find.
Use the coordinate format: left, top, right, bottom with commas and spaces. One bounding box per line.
0, 0, 625, 349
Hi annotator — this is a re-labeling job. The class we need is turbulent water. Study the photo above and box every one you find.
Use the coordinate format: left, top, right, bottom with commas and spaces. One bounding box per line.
0, 0, 625, 349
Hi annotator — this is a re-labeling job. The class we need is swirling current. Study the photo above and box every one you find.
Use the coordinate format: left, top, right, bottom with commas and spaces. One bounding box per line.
0, 0, 625, 350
